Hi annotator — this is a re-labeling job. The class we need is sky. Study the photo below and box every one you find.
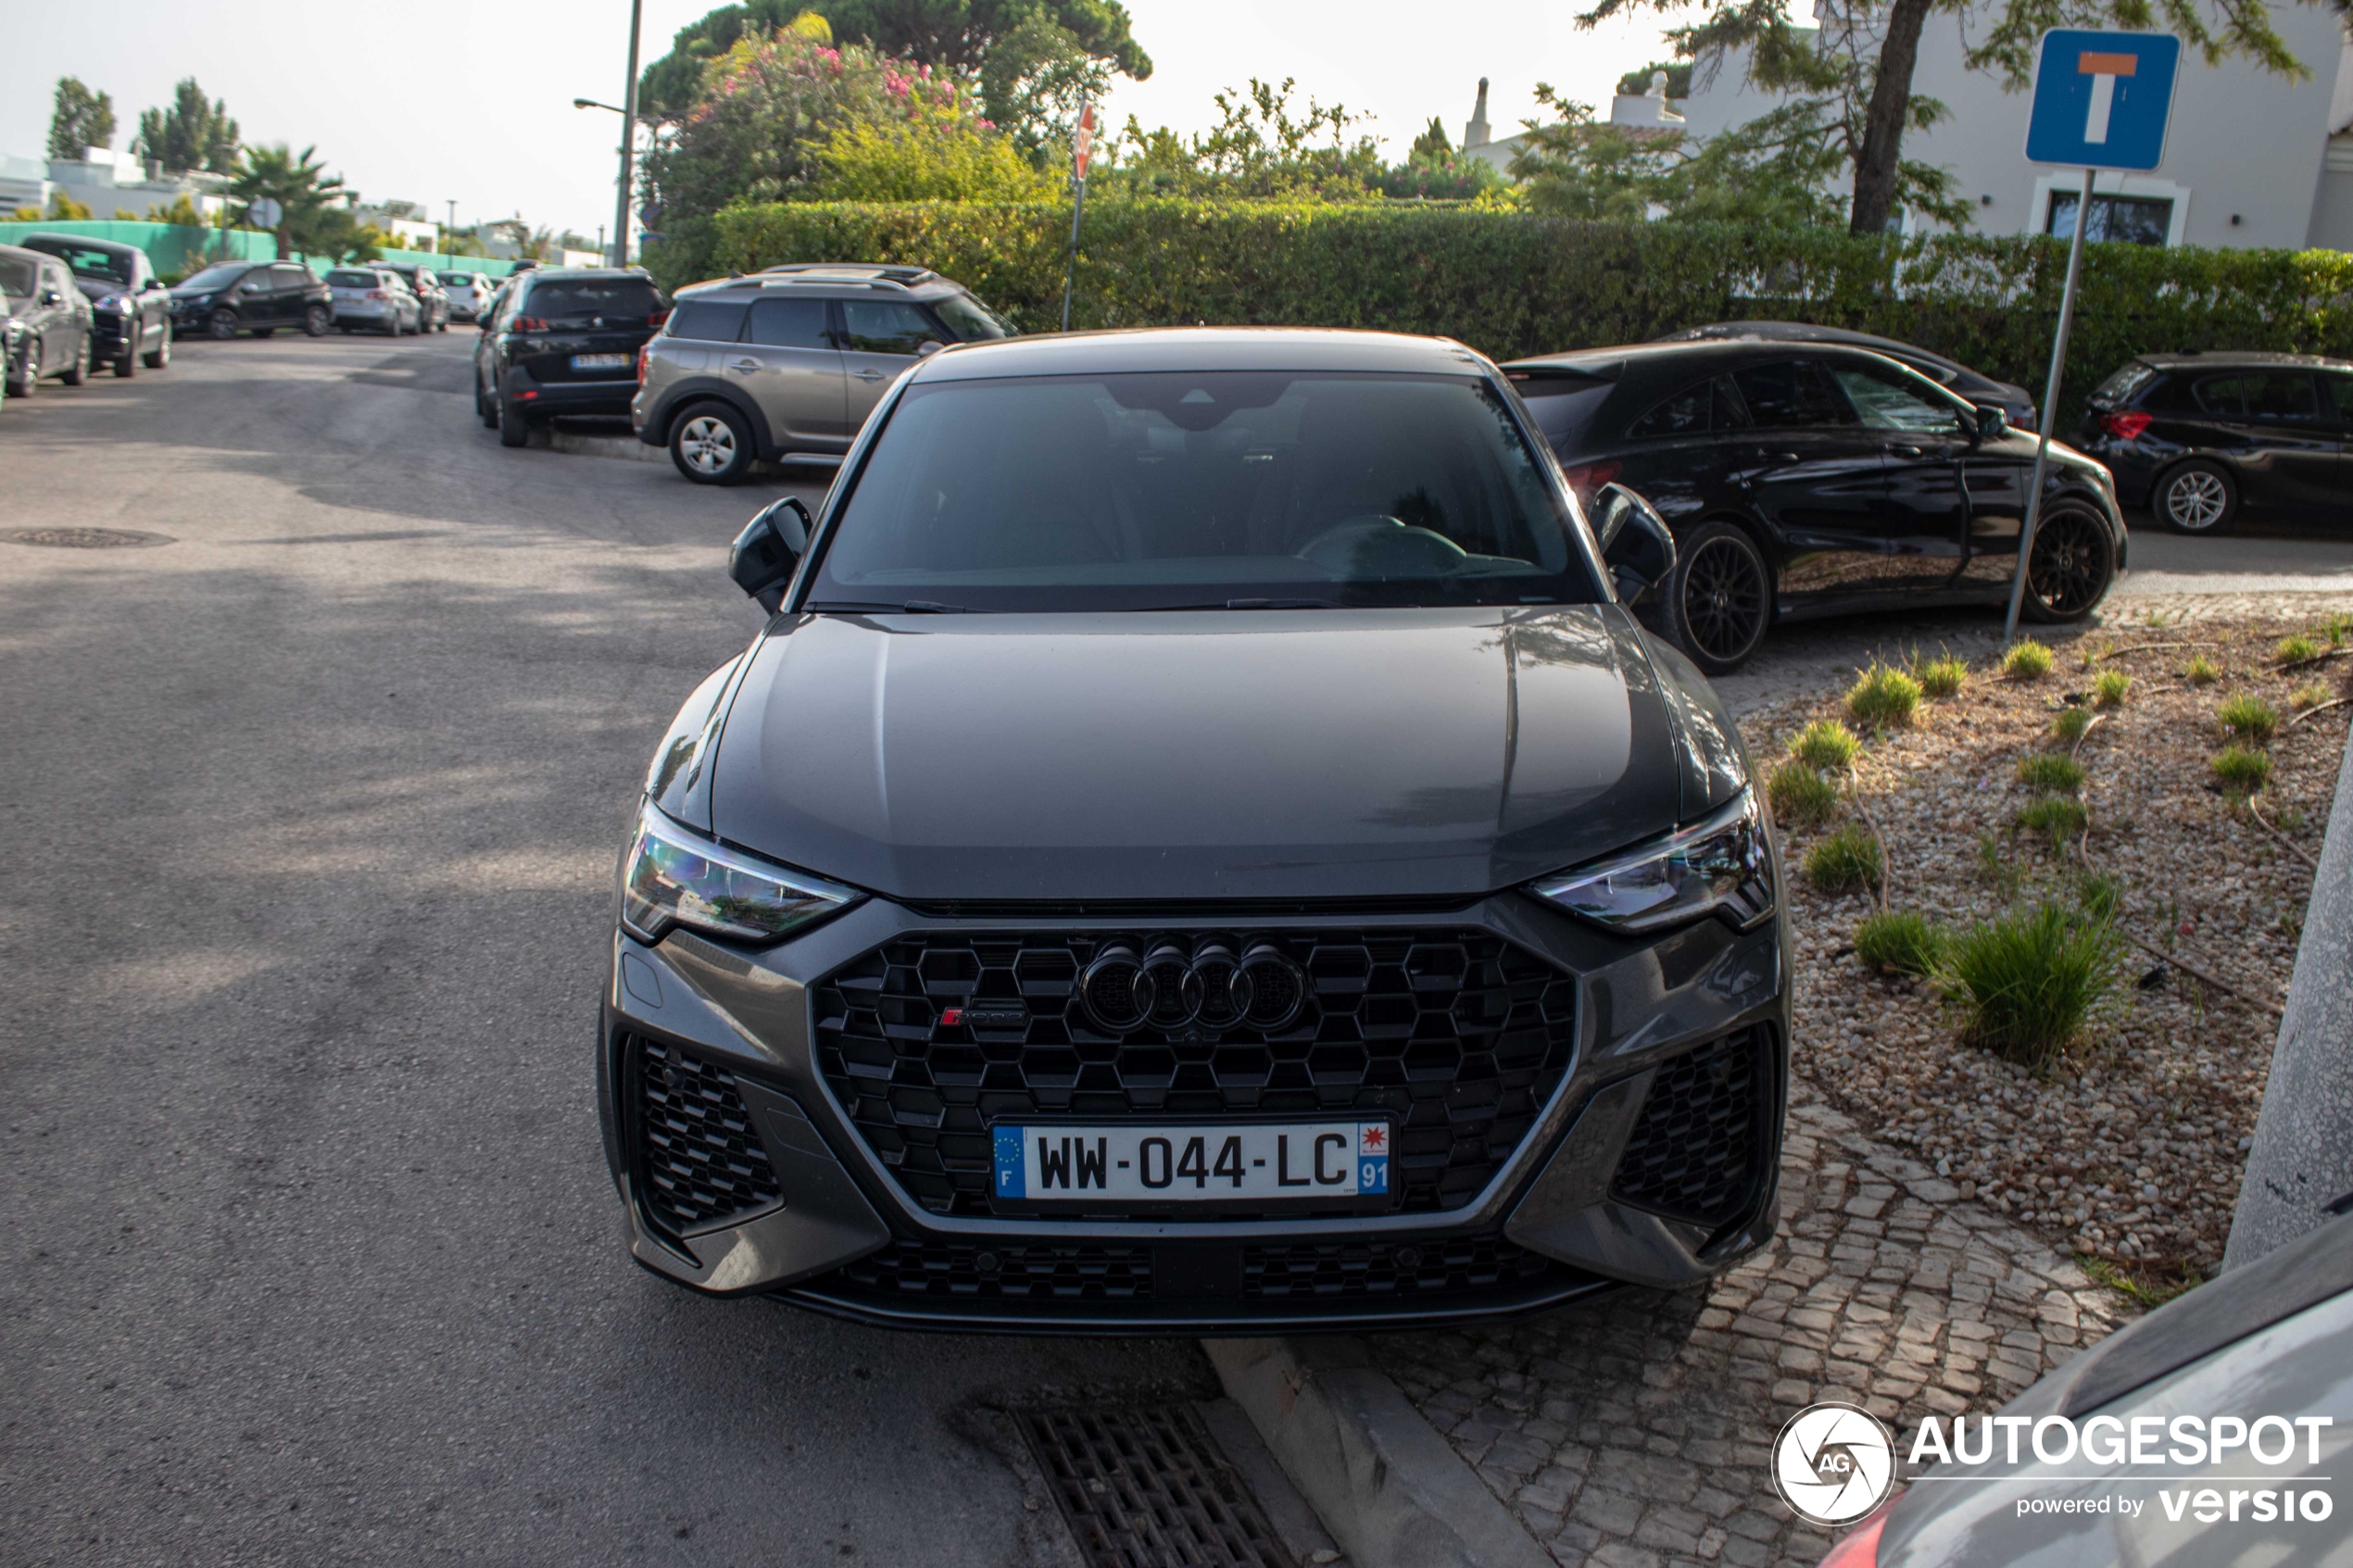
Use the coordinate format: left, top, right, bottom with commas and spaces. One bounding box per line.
2, 0, 1695, 242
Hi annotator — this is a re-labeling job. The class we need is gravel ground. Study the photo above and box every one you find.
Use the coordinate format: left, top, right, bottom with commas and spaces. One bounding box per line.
1746, 601, 2351, 1285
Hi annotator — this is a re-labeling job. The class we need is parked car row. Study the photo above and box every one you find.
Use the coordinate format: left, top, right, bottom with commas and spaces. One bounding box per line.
2, 234, 173, 398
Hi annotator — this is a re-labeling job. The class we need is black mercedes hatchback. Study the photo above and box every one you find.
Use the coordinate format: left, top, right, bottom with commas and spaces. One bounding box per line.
1507, 340, 2127, 674
599, 329, 1790, 1332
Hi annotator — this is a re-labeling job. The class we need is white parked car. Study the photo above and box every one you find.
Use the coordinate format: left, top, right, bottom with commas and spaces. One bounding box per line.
434, 270, 496, 323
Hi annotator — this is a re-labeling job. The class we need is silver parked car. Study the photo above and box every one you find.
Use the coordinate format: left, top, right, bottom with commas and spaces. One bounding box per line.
437, 270, 495, 323
630, 262, 1014, 484
326, 268, 422, 336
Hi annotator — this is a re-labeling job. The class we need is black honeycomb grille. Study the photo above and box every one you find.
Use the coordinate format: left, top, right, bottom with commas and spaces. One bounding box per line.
634, 1037, 783, 1236
813, 928, 1577, 1219
840, 1241, 1153, 1299
1242, 1233, 1557, 1299
1610, 1028, 1769, 1226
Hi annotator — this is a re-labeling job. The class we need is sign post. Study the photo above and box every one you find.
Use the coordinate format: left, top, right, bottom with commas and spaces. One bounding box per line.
1060, 98, 1096, 332
2006, 30, 2181, 642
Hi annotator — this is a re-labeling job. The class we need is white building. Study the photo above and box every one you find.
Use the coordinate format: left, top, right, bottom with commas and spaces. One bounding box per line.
0, 146, 230, 220
1676, 6, 2352, 249
1456, 72, 1693, 175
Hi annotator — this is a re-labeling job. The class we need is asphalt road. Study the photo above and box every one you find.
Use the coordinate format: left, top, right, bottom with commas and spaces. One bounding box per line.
0, 332, 1210, 1568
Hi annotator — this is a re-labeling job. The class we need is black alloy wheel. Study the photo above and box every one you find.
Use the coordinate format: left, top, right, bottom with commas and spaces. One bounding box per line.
59, 333, 89, 386
1667, 521, 1772, 675
142, 321, 171, 370
304, 304, 330, 337
2157, 459, 2234, 535
111, 332, 137, 377
208, 308, 239, 341
8, 341, 36, 398
497, 394, 530, 448
2022, 506, 2115, 622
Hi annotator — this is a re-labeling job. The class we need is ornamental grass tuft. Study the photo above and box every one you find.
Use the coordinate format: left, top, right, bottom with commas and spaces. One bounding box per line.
1944, 900, 2121, 1072
2019, 795, 2089, 851
2275, 633, 2320, 664
2017, 754, 2085, 794
2051, 707, 2092, 744
2217, 695, 2280, 744
2292, 682, 2334, 711
1855, 909, 1947, 977
2003, 640, 2054, 680
1767, 759, 1840, 828
1846, 663, 1923, 729
2210, 745, 2272, 796
1805, 824, 1881, 894
2183, 655, 2221, 686
1914, 654, 1968, 698
1791, 719, 1863, 772
2092, 670, 2131, 709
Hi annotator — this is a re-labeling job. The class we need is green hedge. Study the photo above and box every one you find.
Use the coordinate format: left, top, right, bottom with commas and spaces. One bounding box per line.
690, 199, 2353, 426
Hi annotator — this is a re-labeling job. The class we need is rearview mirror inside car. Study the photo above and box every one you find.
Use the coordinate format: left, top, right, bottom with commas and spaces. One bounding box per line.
1973, 403, 2009, 440
729, 496, 813, 612
1592, 482, 1676, 599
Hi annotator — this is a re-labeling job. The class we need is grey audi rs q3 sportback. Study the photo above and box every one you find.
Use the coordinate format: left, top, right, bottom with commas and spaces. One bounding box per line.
599, 328, 1792, 1332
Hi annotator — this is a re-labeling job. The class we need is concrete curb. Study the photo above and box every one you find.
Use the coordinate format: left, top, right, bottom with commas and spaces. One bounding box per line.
2226, 722, 2353, 1268
1206, 1336, 1554, 1568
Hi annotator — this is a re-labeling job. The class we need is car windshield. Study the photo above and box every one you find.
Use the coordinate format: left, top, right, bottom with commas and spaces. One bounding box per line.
0, 256, 33, 299
930, 291, 1013, 341
522, 278, 661, 321
327, 270, 378, 287
808, 370, 1598, 612
179, 264, 248, 291
35, 244, 132, 284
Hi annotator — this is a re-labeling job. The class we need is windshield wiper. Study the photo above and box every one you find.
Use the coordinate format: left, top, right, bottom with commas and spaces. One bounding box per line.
805, 598, 983, 614
1138, 597, 1347, 611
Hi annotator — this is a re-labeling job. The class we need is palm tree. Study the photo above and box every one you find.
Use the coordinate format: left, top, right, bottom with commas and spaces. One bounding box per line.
229, 144, 346, 258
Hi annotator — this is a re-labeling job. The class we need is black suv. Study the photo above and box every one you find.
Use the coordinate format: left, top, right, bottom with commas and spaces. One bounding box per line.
598, 328, 1787, 1332
169, 261, 333, 339
2078, 352, 2353, 534
474, 269, 666, 447
1506, 340, 2127, 673
19, 232, 172, 376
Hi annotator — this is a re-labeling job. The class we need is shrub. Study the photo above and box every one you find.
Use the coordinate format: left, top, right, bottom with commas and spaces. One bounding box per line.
2275, 633, 2320, 664
2017, 754, 2085, 793
2292, 682, 2334, 710
1944, 901, 2121, 1071
2217, 695, 2280, 744
2092, 670, 2131, 708
2051, 707, 2092, 744
2078, 872, 2123, 924
1791, 720, 1863, 771
2019, 796, 2089, 851
1855, 909, 1947, 976
1914, 654, 1968, 698
2184, 655, 2221, 686
1846, 663, 1923, 729
1768, 760, 1840, 828
2325, 613, 2352, 647
2003, 640, 2054, 680
2210, 746, 2272, 795
1805, 824, 1882, 894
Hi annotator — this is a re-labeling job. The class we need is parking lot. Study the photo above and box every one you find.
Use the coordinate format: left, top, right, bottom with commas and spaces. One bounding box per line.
5, 330, 2349, 1567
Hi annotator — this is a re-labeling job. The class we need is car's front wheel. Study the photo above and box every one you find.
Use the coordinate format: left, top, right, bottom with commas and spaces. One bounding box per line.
2156, 459, 2235, 534
208, 308, 238, 341
59, 333, 90, 385
1661, 520, 1773, 675
142, 321, 171, 370
670, 403, 754, 484
7, 342, 37, 398
111, 336, 137, 377
304, 305, 330, 337
2021, 504, 2116, 622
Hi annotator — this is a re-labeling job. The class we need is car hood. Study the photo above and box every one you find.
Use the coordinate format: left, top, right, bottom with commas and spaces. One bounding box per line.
705, 605, 1692, 903
70, 277, 126, 302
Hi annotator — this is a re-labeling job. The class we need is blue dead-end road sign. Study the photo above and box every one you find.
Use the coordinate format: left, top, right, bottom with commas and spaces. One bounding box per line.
2025, 30, 2181, 169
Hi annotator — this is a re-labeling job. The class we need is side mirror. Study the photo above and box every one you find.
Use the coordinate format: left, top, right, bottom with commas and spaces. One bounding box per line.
41, 289, 61, 306
1592, 482, 1676, 598
729, 496, 813, 612
915, 340, 943, 358
1973, 404, 2009, 441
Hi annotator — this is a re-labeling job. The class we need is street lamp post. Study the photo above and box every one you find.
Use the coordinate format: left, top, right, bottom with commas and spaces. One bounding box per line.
614, 0, 643, 267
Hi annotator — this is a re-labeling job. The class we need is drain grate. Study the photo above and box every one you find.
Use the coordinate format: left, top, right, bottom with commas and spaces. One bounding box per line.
1020, 1405, 1292, 1568
3, 527, 174, 549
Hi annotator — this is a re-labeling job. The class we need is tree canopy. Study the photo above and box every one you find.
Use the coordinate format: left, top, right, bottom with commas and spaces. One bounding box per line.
47, 79, 117, 160
231, 144, 348, 256
132, 79, 242, 175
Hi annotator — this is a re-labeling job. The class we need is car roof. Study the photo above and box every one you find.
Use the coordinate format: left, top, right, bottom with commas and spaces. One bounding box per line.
20, 231, 141, 259
677, 269, 968, 301
1502, 339, 1913, 382
2136, 350, 2350, 370
909, 326, 1493, 383
0, 243, 57, 265
1665, 320, 1962, 367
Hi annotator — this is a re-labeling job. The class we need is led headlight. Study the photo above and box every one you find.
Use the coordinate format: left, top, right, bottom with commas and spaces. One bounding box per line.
621, 806, 861, 945
1529, 787, 1774, 935
95, 295, 125, 313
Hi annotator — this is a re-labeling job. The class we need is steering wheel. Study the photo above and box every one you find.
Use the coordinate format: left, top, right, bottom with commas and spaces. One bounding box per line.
1294, 515, 1470, 579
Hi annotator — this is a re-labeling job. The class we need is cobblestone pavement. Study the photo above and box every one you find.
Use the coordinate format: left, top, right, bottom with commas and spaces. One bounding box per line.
1370, 1081, 2138, 1568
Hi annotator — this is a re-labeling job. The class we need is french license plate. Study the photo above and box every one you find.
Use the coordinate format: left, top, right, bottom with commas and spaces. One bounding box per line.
992, 1120, 1393, 1210
572, 353, 628, 370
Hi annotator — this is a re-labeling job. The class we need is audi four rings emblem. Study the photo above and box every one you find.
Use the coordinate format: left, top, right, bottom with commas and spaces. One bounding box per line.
1077, 941, 1308, 1034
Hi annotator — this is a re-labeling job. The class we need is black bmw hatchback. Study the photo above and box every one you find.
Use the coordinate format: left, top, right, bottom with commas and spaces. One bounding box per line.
2078, 352, 2353, 534
1509, 340, 2128, 673
599, 329, 1791, 1332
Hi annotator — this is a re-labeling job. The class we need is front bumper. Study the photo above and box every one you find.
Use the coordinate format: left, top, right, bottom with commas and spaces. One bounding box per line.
598, 884, 1790, 1333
